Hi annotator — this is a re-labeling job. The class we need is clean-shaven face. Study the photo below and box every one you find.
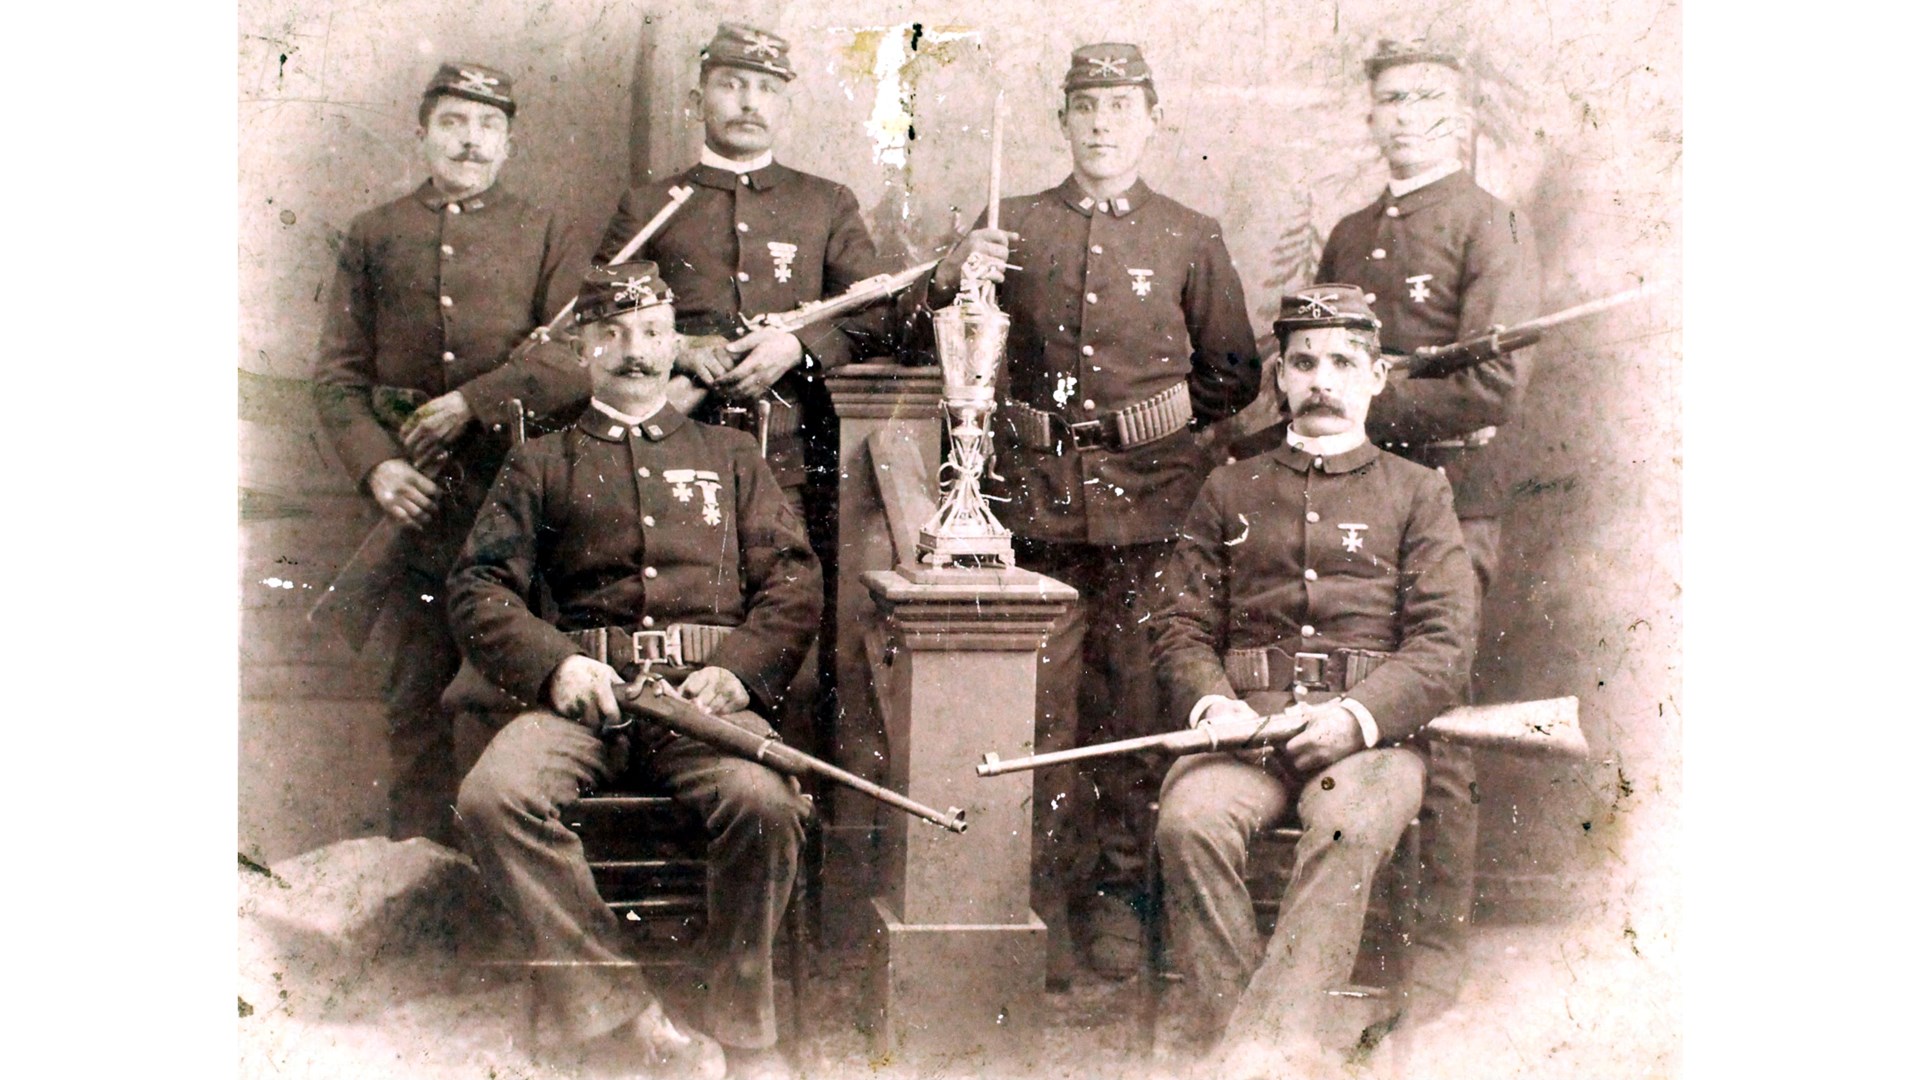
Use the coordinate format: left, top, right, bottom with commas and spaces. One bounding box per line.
1367, 62, 1466, 177
1059, 85, 1160, 184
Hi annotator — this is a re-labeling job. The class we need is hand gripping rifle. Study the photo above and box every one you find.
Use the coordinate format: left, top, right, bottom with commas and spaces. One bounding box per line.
1393, 281, 1665, 378
673, 259, 941, 438
309, 189, 697, 651
616, 675, 968, 833
976, 696, 1588, 777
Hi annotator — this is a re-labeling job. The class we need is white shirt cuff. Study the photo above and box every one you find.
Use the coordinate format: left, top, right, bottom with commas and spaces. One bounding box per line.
1189, 694, 1243, 728
1339, 697, 1380, 747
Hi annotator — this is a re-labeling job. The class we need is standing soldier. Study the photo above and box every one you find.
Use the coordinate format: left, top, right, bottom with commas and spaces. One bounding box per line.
313, 62, 588, 847
933, 43, 1260, 986
1315, 38, 1542, 1020
594, 23, 894, 741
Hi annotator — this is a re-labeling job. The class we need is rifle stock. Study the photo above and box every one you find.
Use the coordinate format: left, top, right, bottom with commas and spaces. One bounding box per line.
307, 516, 409, 651
617, 678, 968, 833
976, 696, 1586, 777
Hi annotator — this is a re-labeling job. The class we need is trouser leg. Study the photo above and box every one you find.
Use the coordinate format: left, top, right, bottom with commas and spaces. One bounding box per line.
379, 575, 464, 847
1014, 537, 1094, 981
1412, 517, 1499, 1005
456, 712, 653, 1047
1082, 540, 1175, 892
1225, 747, 1427, 1054
1155, 753, 1292, 1039
645, 729, 807, 1050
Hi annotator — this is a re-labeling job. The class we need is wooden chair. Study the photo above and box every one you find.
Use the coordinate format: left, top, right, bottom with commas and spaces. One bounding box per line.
1137, 809, 1422, 1053
552, 777, 817, 1050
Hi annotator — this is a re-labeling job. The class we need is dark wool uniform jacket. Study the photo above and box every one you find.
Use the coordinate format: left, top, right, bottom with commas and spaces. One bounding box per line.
1151, 439, 1477, 744
597, 163, 890, 486
1317, 169, 1541, 519
314, 182, 591, 573
929, 177, 1259, 547
597, 162, 888, 367
446, 402, 822, 719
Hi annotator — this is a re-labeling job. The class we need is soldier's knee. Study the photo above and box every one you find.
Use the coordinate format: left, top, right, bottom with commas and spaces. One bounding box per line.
1156, 795, 1237, 865
723, 768, 807, 843
455, 713, 558, 831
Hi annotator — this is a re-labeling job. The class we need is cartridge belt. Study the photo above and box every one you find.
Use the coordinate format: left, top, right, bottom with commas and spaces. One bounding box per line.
1223, 646, 1390, 694
567, 623, 735, 670
1002, 381, 1192, 454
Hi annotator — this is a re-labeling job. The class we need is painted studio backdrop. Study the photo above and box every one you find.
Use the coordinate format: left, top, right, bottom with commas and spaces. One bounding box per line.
239, 0, 1679, 953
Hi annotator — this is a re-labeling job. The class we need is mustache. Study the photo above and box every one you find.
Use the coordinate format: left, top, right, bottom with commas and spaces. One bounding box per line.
1297, 396, 1347, 416
447, 149, 496, 163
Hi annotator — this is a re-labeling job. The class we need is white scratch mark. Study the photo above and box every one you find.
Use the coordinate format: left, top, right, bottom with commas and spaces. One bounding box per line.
1225, 513, 1252, 546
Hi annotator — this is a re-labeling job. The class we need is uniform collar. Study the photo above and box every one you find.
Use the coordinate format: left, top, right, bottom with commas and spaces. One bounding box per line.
1268, 435, 1380, 475
1377, 166, 1470, 218
1386, 160, 1463, 198
414, 179, 503, 214
1284, 424, 1368, 457
579, 398, 689, 442
687, 158, 792, 191
700, 146, 775, 173
1055, 175, 1154, 218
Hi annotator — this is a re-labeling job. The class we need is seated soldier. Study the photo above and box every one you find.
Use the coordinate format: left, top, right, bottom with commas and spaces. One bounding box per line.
446, 261, 820, 1080
1149, 285, 1478, 1077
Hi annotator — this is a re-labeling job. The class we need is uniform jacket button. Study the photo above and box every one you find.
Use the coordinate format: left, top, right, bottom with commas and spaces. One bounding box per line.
641, 615, 655, 628
440, 295, 453, 307
1385, 205, 1401, 217
1304, 568, 1318, 581
736, 270, 750, 282
643, 566, 658, 579
1370, 248, 1386, 259
1306, 510, 1320, 523
1301, 625, 1316, 637
642, 515, 656, 527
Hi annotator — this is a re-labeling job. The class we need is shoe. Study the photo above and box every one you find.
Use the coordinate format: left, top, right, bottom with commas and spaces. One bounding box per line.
721, 1044, 792, 1080
1086, 889, 1145, 980
623, 1000, 726, 1080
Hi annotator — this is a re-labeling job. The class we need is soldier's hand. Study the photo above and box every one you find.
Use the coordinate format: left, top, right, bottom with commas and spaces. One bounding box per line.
368, 458, 443, 529
548, 654, 623, 733
713, 331, 804, 400
677, 339, 737, 386
1282, 701, 1368, 774
934, 227, 1017, 292
681, 665, 751, 717
666, 375, 709, 416
399, 390, 474, 463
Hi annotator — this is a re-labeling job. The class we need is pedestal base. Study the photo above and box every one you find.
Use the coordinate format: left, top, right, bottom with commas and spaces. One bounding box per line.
868, 897, 1045, 1071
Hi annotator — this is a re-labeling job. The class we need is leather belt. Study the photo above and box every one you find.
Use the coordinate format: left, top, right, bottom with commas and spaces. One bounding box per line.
1002, 382, 1193, 455
568, 623, 735, 670
1223, 646, 1389, 694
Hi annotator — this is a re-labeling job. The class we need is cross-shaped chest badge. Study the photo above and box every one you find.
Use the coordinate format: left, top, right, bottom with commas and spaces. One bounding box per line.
663, 469, 725, 526
1128, 268, 1155, 298
1339, 522, 1369, 552
1406, 274, 1434, 304
767, 242, 799, 283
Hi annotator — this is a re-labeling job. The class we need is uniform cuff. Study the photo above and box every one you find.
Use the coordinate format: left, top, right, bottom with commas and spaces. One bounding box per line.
1338, 697, 1380, 748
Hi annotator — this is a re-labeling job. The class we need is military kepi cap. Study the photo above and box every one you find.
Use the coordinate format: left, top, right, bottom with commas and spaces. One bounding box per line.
424, 61, 516, 118
701, 23, 797, 81
1364, 38, 1462, 79
1274, 284, 1383, 340
1063, 43, 1155, 95
576, 261, 676, 326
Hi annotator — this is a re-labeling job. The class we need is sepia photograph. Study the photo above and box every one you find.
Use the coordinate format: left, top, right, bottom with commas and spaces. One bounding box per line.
235, 1, 1681, 1076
